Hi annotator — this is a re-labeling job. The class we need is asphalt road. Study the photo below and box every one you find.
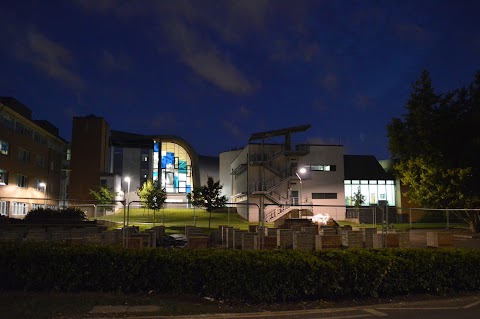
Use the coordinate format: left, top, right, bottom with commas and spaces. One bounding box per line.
81, 293, 480, 319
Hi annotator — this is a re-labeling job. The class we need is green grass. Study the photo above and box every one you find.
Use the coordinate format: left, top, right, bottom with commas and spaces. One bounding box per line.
97, 207, 256, 234
96, 208, 469, 235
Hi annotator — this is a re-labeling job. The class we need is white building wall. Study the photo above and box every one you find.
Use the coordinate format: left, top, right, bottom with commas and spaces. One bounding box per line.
219, 149, 242, 199
299, 145, 346, 220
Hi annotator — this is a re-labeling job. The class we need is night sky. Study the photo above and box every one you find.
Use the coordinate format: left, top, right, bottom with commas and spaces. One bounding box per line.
1, 0, 479, 160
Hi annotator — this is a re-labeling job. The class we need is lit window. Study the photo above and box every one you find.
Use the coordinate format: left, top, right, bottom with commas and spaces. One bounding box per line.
0, 201, 8, 215
0, 169, 8, 185
12, 202, 28, 215
0, 140, 8, 155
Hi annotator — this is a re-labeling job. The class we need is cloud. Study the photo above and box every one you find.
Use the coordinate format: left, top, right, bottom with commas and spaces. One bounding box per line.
222, 120, 245, 140
308, 136, 343, 146
149, 112, 179, 131
238, 105, 251, 118
183, 49, 254, 95
100, 50, 131, 71
164, 19, 254, 95
13, 28, 84, 90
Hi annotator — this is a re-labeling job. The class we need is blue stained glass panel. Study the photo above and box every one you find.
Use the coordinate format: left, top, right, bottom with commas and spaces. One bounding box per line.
178, 160, 187, 173
161, 152, 175, 168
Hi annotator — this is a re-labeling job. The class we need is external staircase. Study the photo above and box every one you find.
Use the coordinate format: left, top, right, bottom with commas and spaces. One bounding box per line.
248, 145, 312, 223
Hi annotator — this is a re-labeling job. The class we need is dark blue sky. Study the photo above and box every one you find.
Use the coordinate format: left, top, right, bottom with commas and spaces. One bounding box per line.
1, 0, 479, 160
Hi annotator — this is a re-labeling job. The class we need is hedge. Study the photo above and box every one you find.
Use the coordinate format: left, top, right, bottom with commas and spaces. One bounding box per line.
1, 242, 479, 303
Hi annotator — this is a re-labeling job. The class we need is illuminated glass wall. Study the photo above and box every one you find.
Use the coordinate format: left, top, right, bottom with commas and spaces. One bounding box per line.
344, 180, 395, 206
153, 141, 192, 194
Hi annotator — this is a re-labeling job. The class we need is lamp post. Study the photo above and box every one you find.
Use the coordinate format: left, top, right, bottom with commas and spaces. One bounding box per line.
124, 176, 131, 225
295, 172, 302, 206
123, 176, 130, 248
295, 167, 306, 217
39, 182, 47, 207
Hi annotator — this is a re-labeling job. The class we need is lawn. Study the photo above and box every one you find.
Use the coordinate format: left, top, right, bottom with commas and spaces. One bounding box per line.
96, 208, 468, 235
97, 207, 258, 234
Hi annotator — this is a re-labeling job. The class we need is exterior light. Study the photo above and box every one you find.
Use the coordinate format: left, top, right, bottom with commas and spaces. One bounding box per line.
39, 182, 47, 207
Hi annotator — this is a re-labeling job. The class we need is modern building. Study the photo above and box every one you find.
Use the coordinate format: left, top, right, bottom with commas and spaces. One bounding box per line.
1, 97, 398, 222
68, 115, 217, 215
0, 97, 68, 217
219, 125, 396, 224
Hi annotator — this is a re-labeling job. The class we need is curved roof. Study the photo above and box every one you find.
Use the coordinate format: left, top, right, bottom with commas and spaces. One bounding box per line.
151, 135, 201, 189
110, 131, 201, 188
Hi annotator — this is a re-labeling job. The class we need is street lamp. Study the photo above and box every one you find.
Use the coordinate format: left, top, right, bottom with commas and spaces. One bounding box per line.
295, 168, 306, 217
123, 176, 130, 248
39, 182, 47, 207
124, 176, 131, 224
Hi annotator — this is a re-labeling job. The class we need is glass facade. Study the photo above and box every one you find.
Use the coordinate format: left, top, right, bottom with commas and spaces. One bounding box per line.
344, 180, 395, 206
153, 141, 192, 194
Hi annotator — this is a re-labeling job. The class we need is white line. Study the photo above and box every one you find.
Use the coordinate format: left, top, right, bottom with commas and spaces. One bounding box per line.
463, 300, 480, 309
364, 308, 388, 316
311, 315, 370, 319
377, 307, 458, 310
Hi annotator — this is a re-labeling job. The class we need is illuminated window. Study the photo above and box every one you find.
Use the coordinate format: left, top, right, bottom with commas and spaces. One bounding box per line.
0, 169, 7, 185
0, 201, 8, 215
309, 165, 337, 171
35, 180, 45, 191
159, 142, 192, 194
12, 202, 28, 215
0, 140, 8, 155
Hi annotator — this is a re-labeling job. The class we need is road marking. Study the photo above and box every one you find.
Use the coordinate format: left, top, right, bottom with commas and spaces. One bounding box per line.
364, 308, 388, 316
463, 300, 480, 309
311, 315, 370, 319
377, 306, 458, 310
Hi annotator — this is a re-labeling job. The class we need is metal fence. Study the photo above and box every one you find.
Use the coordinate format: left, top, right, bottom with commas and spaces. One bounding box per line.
2, 196, 479, 231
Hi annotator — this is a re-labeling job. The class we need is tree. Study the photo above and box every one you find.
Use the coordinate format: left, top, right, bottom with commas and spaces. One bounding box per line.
387, 70, 480, 232
187, 176, 227, 231
137, 180, 167, 211
352, 186, 365, 211
89, 186, 116, 214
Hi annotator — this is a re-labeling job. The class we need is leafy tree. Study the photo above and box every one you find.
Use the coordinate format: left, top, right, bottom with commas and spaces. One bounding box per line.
137, 180, 167, 225
187, 176, 227, 231
89, 186, 117, 213
387, 70, 480, 232
352, 186, 365, 211
137, 180, 167, 211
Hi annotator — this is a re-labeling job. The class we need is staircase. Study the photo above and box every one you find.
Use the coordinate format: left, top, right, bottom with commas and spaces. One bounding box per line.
248, 145, 312, 223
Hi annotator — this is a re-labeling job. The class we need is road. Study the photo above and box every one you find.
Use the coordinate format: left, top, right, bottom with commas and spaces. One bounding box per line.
83, 294, 480, 319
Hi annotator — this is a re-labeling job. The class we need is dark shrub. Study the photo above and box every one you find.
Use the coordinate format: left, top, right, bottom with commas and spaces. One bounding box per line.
24, 208, 87, 222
